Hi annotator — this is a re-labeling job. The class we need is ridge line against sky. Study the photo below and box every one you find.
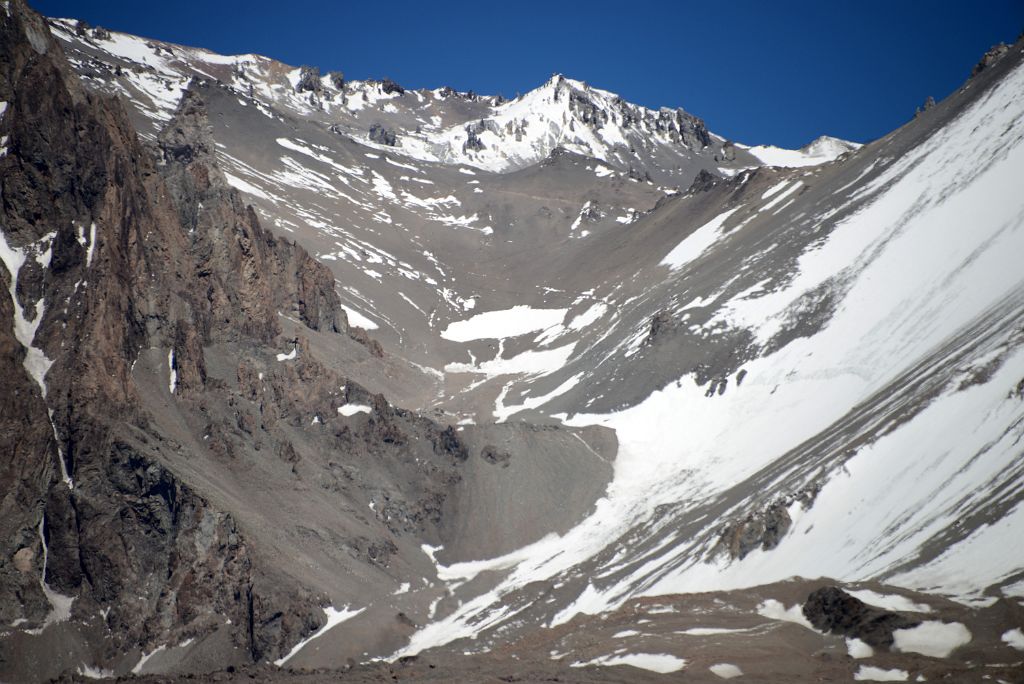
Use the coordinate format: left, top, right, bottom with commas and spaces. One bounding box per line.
32, 0, 1024, 149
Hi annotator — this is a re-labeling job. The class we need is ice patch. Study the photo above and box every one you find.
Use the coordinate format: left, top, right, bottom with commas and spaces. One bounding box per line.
276, 346, 297, 362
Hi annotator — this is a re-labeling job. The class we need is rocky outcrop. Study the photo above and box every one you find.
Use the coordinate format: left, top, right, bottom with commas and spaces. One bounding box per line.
157, 87, 346, 339
972, 43, 1010, 77
380, 77, 404, 95
719, 487, 818, 559
688, 168, 720, 193
326, 70, 344, 91
294, 65, 322, 94
645, 310, 675, 344
462, 120, 488, 153
720, 502, 791, 559
369, 122, 398, 147
802, 586, 921, 648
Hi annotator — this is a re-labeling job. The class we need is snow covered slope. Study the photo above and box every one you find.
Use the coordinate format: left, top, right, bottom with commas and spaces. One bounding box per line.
389, 40, 1024, 657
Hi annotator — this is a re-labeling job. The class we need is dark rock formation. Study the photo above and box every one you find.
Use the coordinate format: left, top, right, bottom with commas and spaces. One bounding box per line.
720, 502, 792, 559
463, 122, 486, 153
295, 65, 322, 94
646, 310, 675, 344
972, 43, 1010, 77
720, 140, 737, 161
380, 77, 404, 95
655, 107, 712, 149
327, 70, 344, 90
719, 487, 818, 559
688, 168, 720, 193
369, 122, 398, 147
803, 586, 921, 648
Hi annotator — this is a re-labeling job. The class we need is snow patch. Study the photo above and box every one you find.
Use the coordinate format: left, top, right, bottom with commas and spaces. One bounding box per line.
570, 652, 686, 673
341, 304, 379, 330
854, 665, 909, 681
756, 600, 814, 629
892, 621, 971, 658
167, 349, 176, 394
441, 306, 567, 342
709, 663, 743, 679
1001, 627, 1024, 650
846, 637, 874, 659
338, 404, 371, 416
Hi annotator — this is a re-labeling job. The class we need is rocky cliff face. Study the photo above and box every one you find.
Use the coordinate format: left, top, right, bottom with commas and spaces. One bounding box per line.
0, 0, 335, 670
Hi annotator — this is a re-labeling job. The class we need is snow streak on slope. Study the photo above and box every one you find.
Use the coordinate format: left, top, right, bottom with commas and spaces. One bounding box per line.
396, 57, 1024, 655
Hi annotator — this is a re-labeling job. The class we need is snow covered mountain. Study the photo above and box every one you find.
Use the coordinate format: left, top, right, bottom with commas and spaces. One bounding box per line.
2, 3, 1023, 681
47, 17, 857, 184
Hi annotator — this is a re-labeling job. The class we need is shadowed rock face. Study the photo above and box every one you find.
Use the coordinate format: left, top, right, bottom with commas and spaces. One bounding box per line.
802, 586, 921, 648
0, 0, 347, 667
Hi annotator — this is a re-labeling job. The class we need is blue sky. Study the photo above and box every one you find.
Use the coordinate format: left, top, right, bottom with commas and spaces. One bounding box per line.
34, 0, 1024, 148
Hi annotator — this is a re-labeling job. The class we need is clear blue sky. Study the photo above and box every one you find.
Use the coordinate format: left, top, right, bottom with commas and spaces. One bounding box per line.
34, 0, 1024, 148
